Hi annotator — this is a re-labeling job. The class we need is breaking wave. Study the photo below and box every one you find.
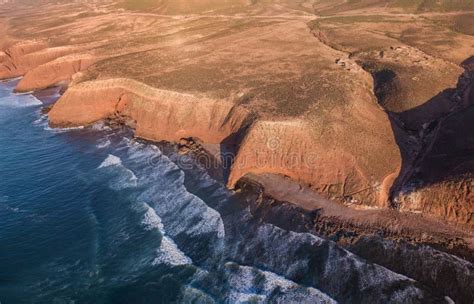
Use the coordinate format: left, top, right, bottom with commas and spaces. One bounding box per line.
43, 125, 85, 133
0, 94, 42, 107
96, 138, 111, 149
98, 154, 138, 190
222, 263, 336, 303
141, 202, 192, 266
98, 154, 122, 168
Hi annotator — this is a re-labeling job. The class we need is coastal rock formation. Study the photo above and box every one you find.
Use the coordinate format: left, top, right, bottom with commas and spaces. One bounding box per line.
2, 0, 472, 227
0, 40, 47, 78
49, 79, 253, 144
392, 59, 474, 225
397, 105, 474, 226
0, 41, 75, 80
398, 179, 473, 226
227, 119, 400, 208
0, 1, 473, 302
359, 46, 463, 128
235, 175, 474, 303
49, 76, 403, 209
15, 55, 97, 92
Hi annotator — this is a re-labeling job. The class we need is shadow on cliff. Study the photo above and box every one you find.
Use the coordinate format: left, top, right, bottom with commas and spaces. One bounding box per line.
388, 55, 474, 202
218, 120, 254, 185
194, 113, 255, 185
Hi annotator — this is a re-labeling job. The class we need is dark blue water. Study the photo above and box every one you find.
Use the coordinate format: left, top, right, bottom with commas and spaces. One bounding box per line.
0, 79, 436, 303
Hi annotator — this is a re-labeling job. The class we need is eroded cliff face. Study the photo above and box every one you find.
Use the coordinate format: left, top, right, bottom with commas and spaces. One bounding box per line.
48, 76, 402, 209
227, 119, 401, 208
235, 175, 474, 303
51, 67, 468, 226
49, 79, 253, 144
398, 179, 473, 225
0, 41, 46, 78
395, 101, 474, 226
392, 59, 474, 226
0, 41, 76, 80
2, 35, 470, 226
15, 55, 97, 92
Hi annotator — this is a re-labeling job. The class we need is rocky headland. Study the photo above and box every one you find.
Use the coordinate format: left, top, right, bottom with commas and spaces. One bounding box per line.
1, 0, 473, 301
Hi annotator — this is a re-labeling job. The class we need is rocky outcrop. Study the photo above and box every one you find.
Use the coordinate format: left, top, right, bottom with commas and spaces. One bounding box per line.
49, 79, 253, 144
228, 120, 373, 200
0, 41, 75, 80
0, 40, 47, 79
228, 117, 403, 208
235, 175, 474, 304
396, 105, 474, 226
45, 64, 472, 225
392, 58, 474, 226
358, 46, 464, 131
33, 22, 467, 225
245, 178, 474, 303
398, 178, 473, 226
15, 55, 97, 92
49, 76, 403, 208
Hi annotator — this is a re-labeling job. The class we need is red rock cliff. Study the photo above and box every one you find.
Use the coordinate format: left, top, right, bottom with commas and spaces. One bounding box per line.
49, 77, 402, 209
0, 41, 76, 81
49, 79, 252, 144
15, 55, 97, 92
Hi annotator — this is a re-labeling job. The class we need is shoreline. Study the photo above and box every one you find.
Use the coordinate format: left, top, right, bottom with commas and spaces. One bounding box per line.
234, 175, 474, 303
4, 73, 474, 255
0, 6, 472, 227
237, 174, 474, 260
2, 43, 471, 226
0, 2, 473, 301
1, 60, 473, 304
35, 79, 474, 260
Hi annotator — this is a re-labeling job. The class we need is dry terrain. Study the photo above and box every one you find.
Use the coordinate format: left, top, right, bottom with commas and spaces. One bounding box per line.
1, 1, 473, 301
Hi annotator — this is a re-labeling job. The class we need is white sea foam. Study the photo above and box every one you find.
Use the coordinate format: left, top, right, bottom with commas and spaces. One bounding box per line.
153, 236, 192, 266
0, 94, 42, 108
98, 154, 138, 190
109, 168, 138, 190
90, 121, 112, 131
32, 114, 48, 126
96, 138, 111, 149
142, 203, 192, 266
0, 202, 20, 213
142, 203, 164, 231
99, 154, 122, 168
14, 90, 34, 95
180, 287, 216, 303
185, 202, 226, 239
1, 76, 22, 82
225, 263, 336, 303
98, 143, 214, 266
43, 125, 85, 133
127, 145, 157, 162
140, 179, 226, 242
